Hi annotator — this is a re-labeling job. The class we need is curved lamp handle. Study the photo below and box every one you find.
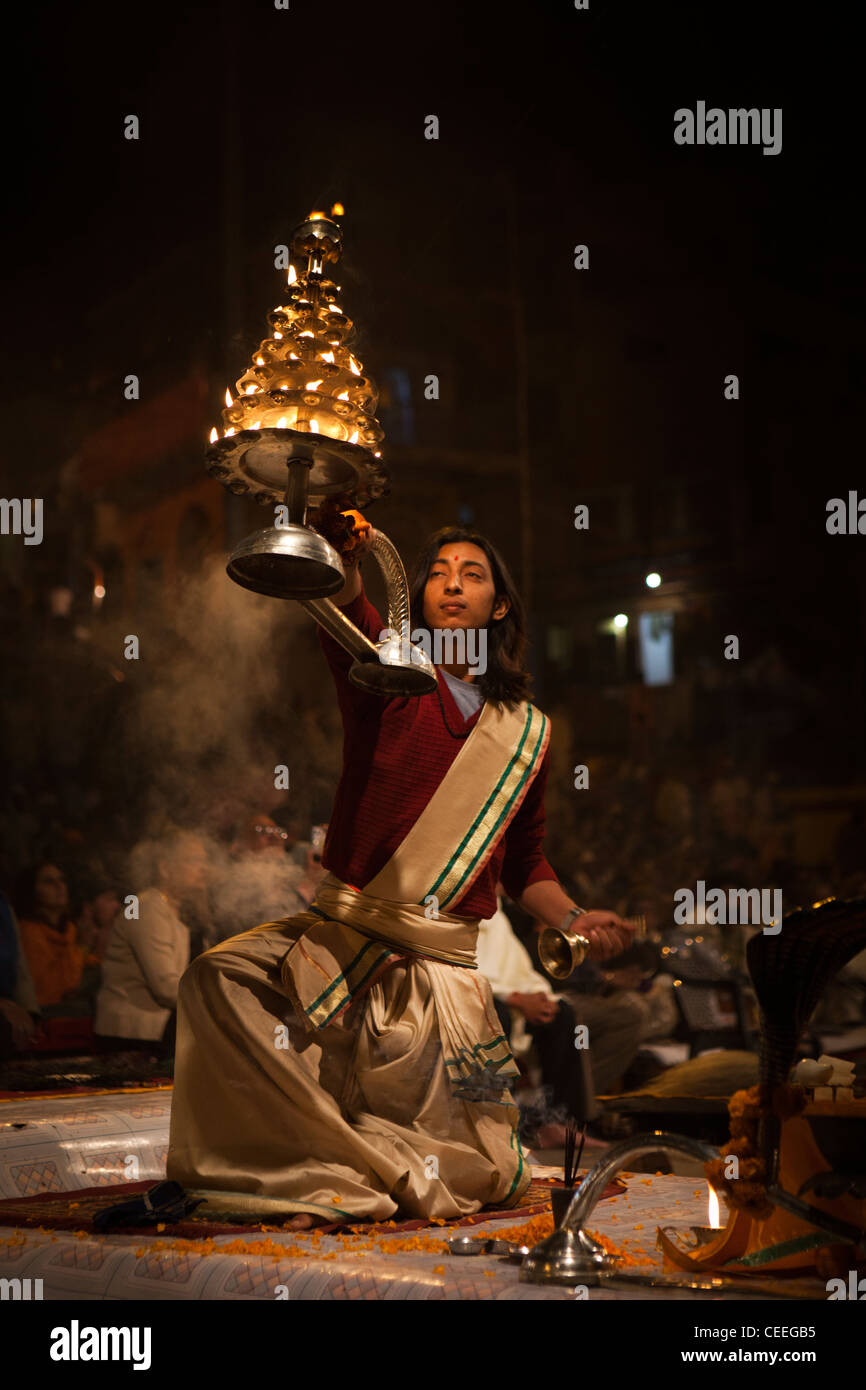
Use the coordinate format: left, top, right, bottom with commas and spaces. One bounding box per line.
298, 529, 436, 697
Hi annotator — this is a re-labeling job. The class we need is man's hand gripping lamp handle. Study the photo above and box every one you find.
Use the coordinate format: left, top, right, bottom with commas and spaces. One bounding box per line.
301, 512, 436, 697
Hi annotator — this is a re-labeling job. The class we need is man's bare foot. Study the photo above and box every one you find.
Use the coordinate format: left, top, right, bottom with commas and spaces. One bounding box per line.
286, 1212, 331, 1230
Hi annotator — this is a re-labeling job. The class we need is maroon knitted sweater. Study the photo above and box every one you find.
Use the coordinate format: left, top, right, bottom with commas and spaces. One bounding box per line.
316, 588, 558, 920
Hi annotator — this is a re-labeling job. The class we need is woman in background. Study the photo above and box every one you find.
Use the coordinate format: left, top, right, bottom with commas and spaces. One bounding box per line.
16, 861, 83, 1010
95, 830, 207, 1054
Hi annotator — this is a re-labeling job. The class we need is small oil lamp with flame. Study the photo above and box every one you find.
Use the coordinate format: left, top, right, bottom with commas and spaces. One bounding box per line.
687, 1182, 725, 1246
206, 211, 435, 697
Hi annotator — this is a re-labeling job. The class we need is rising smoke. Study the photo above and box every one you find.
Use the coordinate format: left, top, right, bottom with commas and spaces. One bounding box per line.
105, 553, 342, 929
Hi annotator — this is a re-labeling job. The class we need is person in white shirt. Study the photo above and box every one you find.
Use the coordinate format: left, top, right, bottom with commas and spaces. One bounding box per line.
476, 893, 596, 1146
95, 831, 207, 1053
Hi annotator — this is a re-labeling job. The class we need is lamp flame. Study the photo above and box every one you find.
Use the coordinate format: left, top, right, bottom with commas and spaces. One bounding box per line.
707, 1185, 721, 1228
209, 427, 218, 443
225, 389, 233, 406
288, 265, 297, 284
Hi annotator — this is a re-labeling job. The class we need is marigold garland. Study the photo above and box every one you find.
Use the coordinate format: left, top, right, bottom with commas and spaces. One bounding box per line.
705, 1082, 807, 1221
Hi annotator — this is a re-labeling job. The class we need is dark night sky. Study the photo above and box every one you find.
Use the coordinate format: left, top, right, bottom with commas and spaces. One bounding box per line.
6, 2, 856, 534
4, 0, 864, 768
9, 1, 859, 361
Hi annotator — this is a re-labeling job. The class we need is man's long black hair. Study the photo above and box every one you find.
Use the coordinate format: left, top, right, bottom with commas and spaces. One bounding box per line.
407, 525, 532, 711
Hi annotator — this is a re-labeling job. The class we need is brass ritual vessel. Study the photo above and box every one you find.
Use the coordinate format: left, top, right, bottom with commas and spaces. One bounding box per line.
206, 212, 435, 698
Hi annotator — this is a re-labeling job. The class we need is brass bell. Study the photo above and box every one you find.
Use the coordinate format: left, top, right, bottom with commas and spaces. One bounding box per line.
538, 925, 593, 980
539, 915, 647, 980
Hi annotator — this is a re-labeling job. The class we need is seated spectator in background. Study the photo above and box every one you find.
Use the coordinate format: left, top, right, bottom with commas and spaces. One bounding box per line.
15, 861, 84, 1010
503, 880, 649, 1114
231, 814, 291, 858
0, 889, 40, 1058
294, 823, 328, 908
477, 891, 595, 1146
68, 865, 121, 1014
95, 830, 206, 1054
812, 939, 866, 1032
550, 939, 648, 1105
595, 940, 678, 1091
74, 868, 121, 964
209, 813, 307, 945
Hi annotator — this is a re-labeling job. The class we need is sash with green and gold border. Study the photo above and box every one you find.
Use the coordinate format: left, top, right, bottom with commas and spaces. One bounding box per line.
281, 698, 548, 1098
362, 699, 550, 913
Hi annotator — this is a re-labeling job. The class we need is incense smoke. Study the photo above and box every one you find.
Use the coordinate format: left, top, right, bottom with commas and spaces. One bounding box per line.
106, 554, 342, 931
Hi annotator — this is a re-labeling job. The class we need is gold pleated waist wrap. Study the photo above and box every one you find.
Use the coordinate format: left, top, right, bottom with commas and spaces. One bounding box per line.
280, 874, 518, 1099
311, 873, 480, 966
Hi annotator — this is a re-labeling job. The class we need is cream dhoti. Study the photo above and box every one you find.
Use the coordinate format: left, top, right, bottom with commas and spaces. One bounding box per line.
166, 699, 549, 1222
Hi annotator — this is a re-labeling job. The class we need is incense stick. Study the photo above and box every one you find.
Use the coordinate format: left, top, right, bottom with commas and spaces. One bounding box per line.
575, 1121, 587, 1177
563, 1118, 587, 1187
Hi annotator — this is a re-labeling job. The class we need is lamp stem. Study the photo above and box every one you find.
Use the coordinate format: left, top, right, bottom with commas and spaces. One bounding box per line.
286, 459, 311, 526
